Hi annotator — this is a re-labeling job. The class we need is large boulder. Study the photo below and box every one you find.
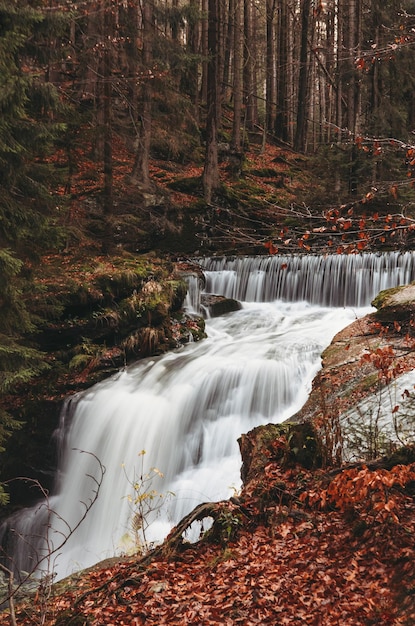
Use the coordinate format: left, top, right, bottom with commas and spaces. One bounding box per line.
201, 294, 242, 317
372, 282, 415, 322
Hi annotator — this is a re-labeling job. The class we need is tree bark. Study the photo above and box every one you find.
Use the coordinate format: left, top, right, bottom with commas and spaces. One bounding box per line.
130, 1, 153, 188
345, 0, 362, 194
266, 0, 277, 132
187, 0, 201, 121
222, 0, 234, 102
202, 0, 220, 202
243, 0, 257, 130
275, 0, 289, 142
103, 0, 113, 215
201, 0, 209, 103
294, 0, 311, 152
232, 0, 243, 151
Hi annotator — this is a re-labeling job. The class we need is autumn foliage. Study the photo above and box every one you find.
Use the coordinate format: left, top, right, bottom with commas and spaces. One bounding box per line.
4, 441, 415, 626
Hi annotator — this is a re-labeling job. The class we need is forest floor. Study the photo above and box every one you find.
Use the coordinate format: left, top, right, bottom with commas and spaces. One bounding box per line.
4, 445, 415, 625
55, 129, 415, 260
59, 133, 309, 258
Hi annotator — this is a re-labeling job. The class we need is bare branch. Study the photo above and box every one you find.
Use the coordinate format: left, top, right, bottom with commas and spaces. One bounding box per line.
0, 450, 105, 606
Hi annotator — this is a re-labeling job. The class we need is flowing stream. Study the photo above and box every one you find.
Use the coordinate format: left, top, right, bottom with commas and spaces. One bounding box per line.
2, 252, 415, 582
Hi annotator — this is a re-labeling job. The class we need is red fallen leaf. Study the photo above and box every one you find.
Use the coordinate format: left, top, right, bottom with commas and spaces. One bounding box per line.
264, 241, 278, 254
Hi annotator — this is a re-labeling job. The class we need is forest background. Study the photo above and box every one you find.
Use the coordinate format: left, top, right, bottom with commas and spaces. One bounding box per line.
1, 1, 415, 622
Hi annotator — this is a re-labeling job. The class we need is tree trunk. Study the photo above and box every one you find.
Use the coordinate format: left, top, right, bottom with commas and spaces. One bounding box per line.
187, 0, 201, 121
266, 0, 277, 132
103, 0, 113, 215
202, 0, 220, 202
345, 0, 362, 194
232, 0, 243, 151
294, 0, 311, 152
222, 0, 234, 103
275, 0, 289, 143
201, 0, 209, 103
130, 1, 153, 188
243, 0, 257, 130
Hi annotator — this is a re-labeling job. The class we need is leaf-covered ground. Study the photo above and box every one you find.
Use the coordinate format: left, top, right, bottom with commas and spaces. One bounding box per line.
4, 454, 415, 625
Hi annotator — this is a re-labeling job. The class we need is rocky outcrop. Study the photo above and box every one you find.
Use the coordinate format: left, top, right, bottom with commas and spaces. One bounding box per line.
289, 282, 415, 428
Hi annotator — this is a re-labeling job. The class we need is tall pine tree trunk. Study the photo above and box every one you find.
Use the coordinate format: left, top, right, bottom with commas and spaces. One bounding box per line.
266, 0, 277, 132
345, 0, 362, 194
201, 0, 209, 103
294, 0, 311, 152
232, 0, 243, 151
203, 0, 220, 202
188, 0, 201, 122
244, 0, 257, 130
275, 0, 289, 143
222, 0, 234, 103
130, 1, 152, 188
103, 0, 113, 215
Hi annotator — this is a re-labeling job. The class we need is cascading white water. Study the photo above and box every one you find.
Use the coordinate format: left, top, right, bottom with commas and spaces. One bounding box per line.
2, 252, 415, 582
197, 251, 415, 306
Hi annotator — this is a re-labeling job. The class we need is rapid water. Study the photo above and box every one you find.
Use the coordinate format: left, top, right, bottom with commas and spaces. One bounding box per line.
2, 252, 415, 582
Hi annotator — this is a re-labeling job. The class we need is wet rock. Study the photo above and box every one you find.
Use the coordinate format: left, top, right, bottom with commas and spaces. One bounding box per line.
201, 294, 242, 317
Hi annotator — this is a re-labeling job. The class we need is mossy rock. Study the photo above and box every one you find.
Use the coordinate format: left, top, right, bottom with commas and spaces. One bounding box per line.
371, 282, 415, 322
239, 423, 289, 484
239, 421, 322, 485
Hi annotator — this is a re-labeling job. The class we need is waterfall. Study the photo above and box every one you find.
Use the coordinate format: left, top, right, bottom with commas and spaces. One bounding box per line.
183, 274, 203, 314
197, 251, 415, 306
1, 252, 415, 583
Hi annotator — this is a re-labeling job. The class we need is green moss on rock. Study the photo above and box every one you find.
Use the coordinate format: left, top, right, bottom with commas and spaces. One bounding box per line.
372, 282, 415, 322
